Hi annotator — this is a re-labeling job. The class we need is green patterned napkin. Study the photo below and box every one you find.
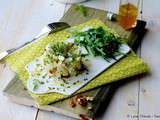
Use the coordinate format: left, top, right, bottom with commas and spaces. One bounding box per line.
5, 19, 148, 105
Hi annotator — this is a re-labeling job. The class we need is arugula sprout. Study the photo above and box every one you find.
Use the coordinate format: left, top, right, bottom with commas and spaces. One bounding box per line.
74, 27, 123, 62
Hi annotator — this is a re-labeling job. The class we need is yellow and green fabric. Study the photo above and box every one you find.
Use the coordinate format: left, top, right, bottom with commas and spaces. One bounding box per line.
5, 19, 149, 105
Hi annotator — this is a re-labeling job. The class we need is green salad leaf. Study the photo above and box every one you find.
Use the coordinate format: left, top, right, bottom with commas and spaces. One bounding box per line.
74, 27, 123, 62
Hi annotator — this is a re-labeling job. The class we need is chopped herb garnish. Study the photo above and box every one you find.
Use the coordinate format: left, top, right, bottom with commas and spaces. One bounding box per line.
73, 82, 77, 85
49, 76, 52, 79
42, 76, 46, 79
39, 81, 44, 84
42, 73, 47, 79
36, 64, 41, 67
33, 84, 38, 90
84, 78, 88, 81
48, 87, 55, 90
32, 79, 40, 90
32, 79, 45, 90
48, 87, 52, 90
62, 78, 69, 84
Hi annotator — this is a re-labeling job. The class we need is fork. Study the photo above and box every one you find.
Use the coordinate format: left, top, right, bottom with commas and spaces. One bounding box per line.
0, 22, 70, 61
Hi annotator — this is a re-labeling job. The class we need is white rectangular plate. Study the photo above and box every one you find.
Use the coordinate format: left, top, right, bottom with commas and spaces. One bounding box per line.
26, 44, 130, 95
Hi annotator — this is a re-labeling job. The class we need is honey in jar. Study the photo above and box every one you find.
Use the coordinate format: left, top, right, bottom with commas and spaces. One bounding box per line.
118, 3, 138, 30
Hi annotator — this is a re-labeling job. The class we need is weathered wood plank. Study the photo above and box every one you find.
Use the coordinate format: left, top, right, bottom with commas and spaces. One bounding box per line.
139, 31, 160, 120
1, 0, 160, 120
0, 0, 39, 120
0, 0, 66, 120
139, 0, 160, 117
139, 0, 160, 118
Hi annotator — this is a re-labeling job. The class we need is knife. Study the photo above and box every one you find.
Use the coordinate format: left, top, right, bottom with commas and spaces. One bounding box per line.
0, 22, 70, 61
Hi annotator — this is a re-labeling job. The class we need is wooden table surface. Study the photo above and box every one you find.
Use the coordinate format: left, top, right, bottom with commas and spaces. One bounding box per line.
0, 0, 160, 120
